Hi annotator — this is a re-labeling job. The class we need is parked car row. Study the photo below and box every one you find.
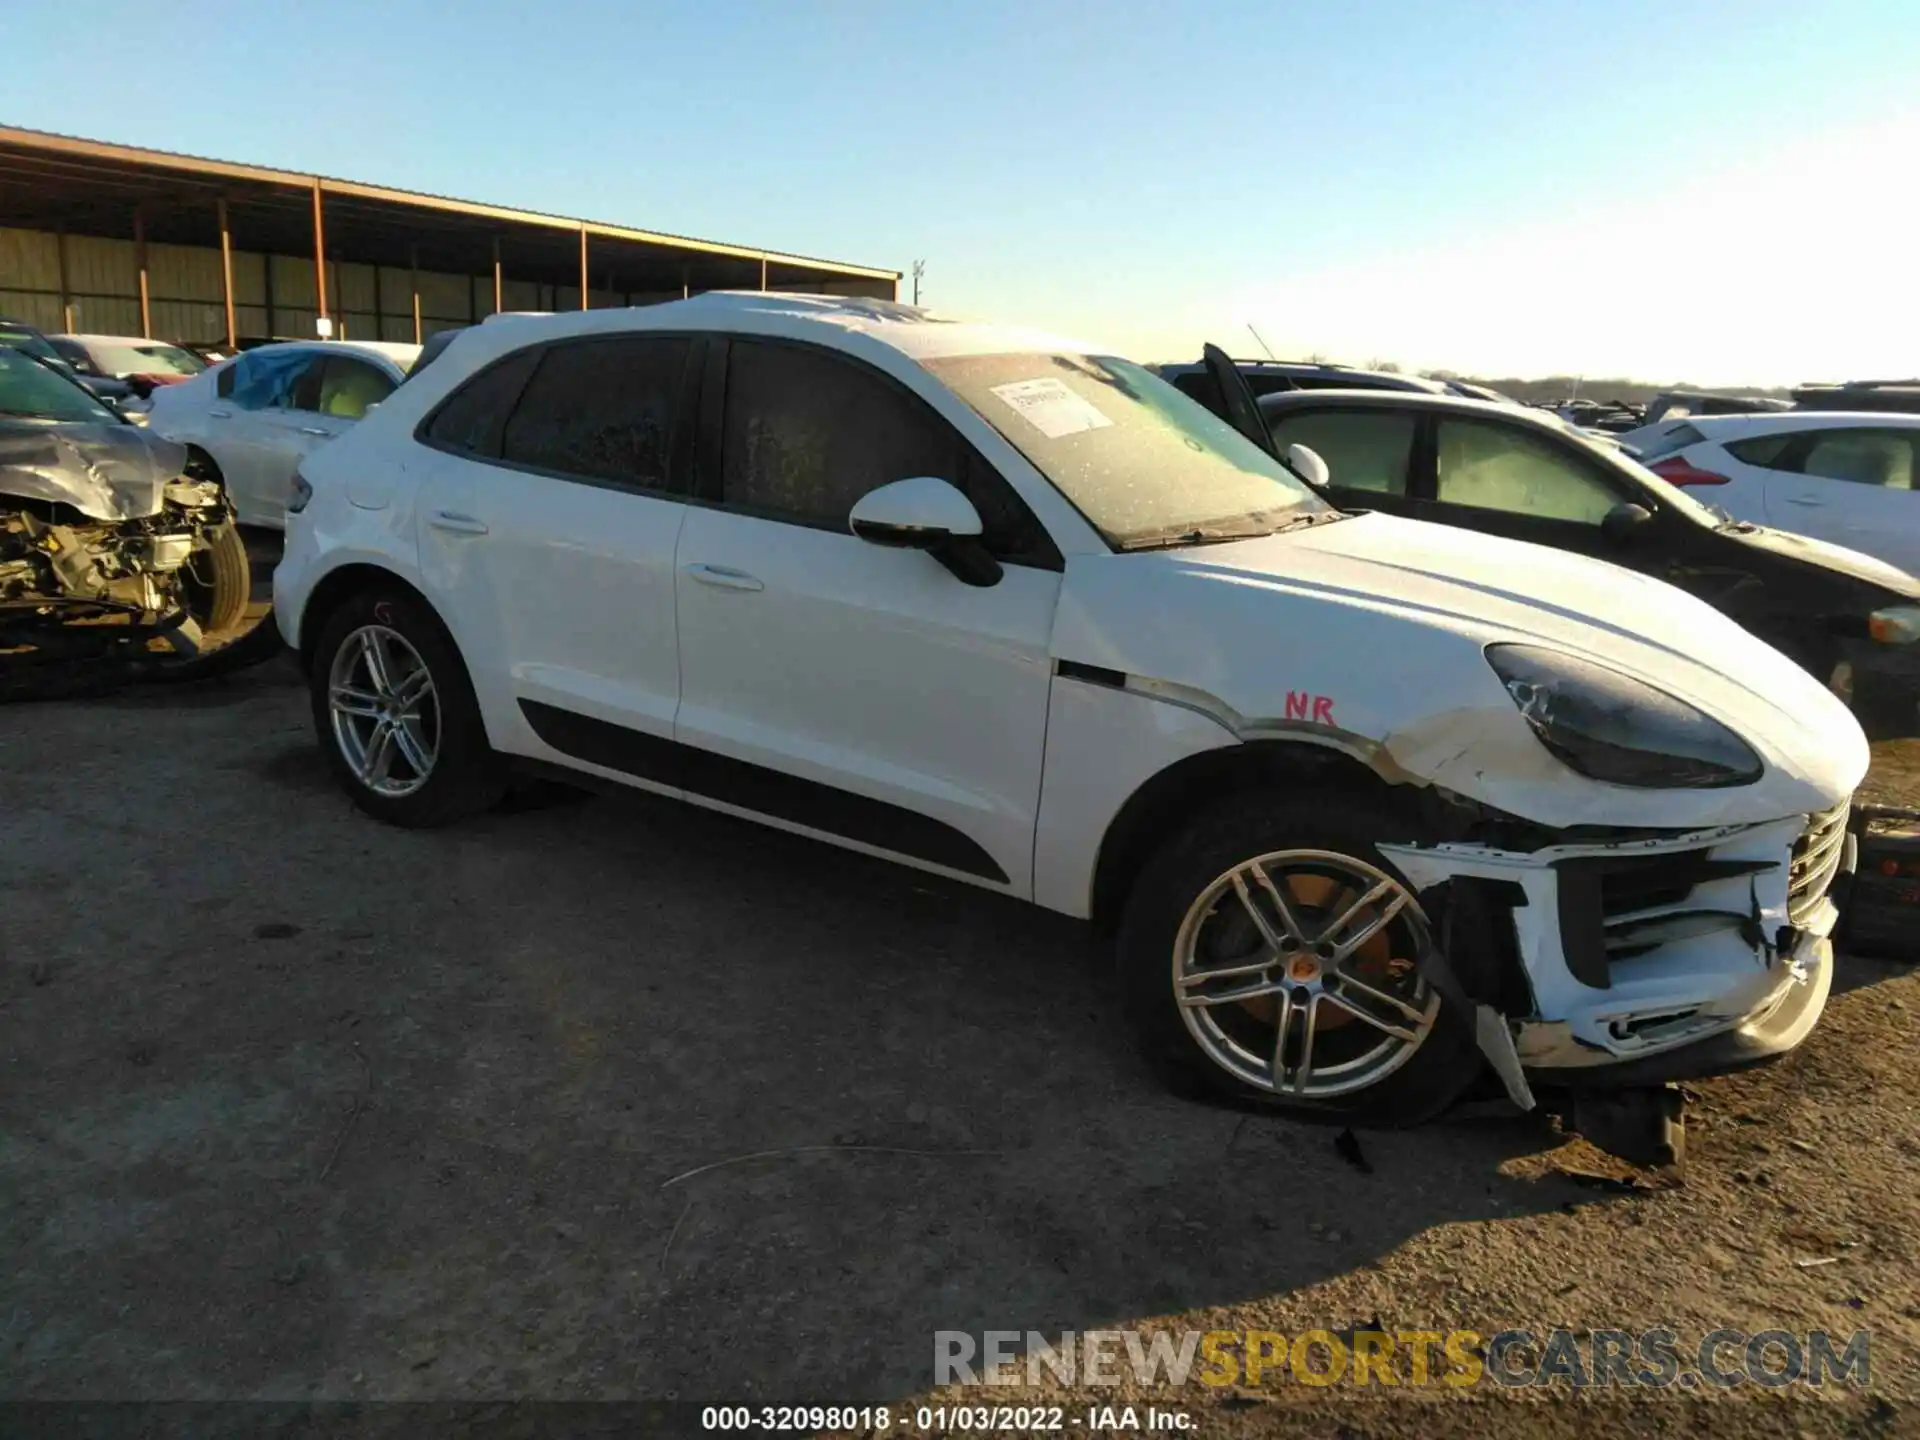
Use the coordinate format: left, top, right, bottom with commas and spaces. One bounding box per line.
230, 296, 1876, 1167
11, 294, 1904, 1165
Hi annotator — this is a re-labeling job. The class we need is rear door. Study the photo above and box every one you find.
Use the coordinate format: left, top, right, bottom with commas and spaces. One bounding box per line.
1261, 404, 1421, 519
412, 334, 695, 759
207, 349, 328, 526
1758, 427, 1920, 573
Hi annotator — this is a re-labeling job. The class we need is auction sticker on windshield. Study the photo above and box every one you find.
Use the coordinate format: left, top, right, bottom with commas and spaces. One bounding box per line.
989, 377, 1113, 439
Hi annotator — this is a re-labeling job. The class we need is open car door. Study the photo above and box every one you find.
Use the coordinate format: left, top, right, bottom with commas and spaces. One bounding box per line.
1202, 343, 1278, 458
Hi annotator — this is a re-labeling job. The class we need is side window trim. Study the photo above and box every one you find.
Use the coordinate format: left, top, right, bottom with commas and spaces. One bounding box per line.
414, 333, 696, 500
703, 333, 1063, 570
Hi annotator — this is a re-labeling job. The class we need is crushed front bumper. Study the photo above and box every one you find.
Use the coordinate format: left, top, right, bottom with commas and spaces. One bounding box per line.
1380, 802, 1853, 1104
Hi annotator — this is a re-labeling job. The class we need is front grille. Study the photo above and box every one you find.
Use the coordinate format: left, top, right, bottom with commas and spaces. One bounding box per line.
1789, 801, 1851, 926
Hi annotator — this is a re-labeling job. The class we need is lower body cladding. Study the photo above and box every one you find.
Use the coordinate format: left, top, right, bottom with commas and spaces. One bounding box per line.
1381, 801, 1854, 1162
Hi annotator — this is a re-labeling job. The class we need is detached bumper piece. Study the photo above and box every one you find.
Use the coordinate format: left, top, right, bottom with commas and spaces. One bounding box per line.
1383, 801, 1855, 1166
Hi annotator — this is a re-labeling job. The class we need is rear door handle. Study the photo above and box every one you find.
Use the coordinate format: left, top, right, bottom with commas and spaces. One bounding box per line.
1785, 496, 1822, 507
682, 562, 764, 592
207, 408, 232, 419
429, 510, 489, 536
298, 425, 332, 437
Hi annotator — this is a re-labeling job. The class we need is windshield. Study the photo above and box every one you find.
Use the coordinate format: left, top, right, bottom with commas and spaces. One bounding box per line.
0, 346, 119, 423
0, 325, 68, 368
80, 341, 207, 378
923, 352, 1327, 548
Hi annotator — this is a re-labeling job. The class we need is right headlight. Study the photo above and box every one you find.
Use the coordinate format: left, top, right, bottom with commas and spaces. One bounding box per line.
1485, 643, 1762, 789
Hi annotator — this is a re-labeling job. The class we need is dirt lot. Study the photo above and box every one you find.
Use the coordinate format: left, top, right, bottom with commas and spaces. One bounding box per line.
3, 657, 1918, 1437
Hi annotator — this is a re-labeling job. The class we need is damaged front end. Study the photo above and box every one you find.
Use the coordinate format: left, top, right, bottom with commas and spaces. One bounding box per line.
1382, 799, 1854, 1164
0, 423, 246, 673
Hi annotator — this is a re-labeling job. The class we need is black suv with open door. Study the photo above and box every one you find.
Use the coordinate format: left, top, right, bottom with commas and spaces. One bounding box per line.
1181, 348, 1920, 734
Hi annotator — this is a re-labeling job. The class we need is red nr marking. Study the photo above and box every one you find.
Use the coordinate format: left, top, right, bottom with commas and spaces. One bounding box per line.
1284, 690, 1337, 725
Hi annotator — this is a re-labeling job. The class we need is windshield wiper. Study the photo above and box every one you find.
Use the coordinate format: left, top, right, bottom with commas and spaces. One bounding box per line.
1116, 508, 1345, 552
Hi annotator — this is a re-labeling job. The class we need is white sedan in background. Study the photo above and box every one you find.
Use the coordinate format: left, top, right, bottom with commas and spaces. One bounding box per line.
1626, 412, 1920, 576
147, 340, 420, 530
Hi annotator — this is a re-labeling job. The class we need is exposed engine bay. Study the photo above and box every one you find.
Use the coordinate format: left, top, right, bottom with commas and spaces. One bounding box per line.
0, 422, 249, 670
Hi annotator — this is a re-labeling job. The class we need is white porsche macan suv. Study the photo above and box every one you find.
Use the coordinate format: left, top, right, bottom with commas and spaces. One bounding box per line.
273, 293, 1865, 1159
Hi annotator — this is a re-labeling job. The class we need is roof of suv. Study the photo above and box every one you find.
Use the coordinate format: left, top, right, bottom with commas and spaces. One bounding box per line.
441, 291, 1103, 368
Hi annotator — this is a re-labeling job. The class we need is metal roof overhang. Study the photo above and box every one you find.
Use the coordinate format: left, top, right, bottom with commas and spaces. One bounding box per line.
0, 126, 898, 295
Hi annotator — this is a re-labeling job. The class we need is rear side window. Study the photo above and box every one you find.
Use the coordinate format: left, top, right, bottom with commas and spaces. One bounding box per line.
228, 350, 315, 410
314, 357, 394, 420
1800, 430, 1916, 490
1266, 410, 1416, 495
719, 339, 955, 528
422, 348, 540, 456
499, 336, 689, 491
1723, 432, 1796, 468
1634, 421, 1705, 461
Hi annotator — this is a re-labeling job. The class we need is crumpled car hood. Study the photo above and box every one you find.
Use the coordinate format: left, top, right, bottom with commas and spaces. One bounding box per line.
1052, 511, 1869, 830
0, 420, 189, 522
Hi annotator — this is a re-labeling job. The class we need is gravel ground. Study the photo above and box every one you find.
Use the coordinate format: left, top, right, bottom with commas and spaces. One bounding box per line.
1, 658, 1916, 1438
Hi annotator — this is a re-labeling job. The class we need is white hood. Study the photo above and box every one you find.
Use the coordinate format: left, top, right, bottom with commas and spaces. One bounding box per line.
1053, 512, 1867, 831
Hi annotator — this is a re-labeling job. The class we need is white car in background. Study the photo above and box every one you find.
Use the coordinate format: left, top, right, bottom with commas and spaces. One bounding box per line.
50, 333, 207, 396
272, 296, 1865, 1164
147, 340, 420, 530
1626, 412, 1920, 576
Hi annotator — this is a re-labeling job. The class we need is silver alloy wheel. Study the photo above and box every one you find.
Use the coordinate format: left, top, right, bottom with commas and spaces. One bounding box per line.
1172, 849, 1440, 1098
327, 624, 439, 797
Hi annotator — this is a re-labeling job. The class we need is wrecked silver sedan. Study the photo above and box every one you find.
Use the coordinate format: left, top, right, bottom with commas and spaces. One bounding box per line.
0, 347, 269, 690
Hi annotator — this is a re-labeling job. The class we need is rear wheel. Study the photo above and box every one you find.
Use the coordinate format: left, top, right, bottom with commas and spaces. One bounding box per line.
1117, 789, 1483, 1126
310, 587, 507, 826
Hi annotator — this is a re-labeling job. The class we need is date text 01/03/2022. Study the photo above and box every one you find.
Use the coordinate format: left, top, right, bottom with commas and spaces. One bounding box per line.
699, 1404, 1196, 1431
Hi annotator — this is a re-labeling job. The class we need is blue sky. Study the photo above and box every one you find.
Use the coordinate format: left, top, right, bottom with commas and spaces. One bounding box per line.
7, 1, 1917, 380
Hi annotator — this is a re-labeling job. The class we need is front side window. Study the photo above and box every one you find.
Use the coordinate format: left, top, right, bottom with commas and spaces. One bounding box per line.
1435, 418, 1620, 523
499, 336, 689, 490
719, 340, 956, 528
229, 350, 318, 411
924, 353, 1325, 548
314, 357, 395, 420
1267, 410, 1416, 495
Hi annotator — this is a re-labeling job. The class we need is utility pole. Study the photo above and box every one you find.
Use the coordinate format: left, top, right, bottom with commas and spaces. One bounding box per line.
911, 259, 926, 306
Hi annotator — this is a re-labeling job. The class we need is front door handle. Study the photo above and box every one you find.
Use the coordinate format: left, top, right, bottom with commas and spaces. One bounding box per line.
207, 408, 232, 419
682, 562, 764, 592
429, 510, 489, 536
1785, 496, 1822, 507
298, 425, 332, 437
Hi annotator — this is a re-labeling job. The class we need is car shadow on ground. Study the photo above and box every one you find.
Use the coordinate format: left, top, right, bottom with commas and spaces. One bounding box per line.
1, 680, 1646, 1405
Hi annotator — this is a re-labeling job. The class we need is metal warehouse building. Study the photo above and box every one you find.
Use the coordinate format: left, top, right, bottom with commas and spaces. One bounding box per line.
0, 127, 897, 347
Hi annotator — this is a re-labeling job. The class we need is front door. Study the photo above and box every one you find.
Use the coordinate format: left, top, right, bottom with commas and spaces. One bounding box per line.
412, 334, 694, 759
672, 336, 1062, 892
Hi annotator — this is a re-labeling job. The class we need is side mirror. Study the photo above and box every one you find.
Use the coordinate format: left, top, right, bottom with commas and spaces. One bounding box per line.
1601, 501, 1654, 545
1286, 442, 1331, 489
849, 476, 1002, 587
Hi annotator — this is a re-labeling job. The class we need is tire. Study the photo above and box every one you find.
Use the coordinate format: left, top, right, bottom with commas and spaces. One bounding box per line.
309, 586, 507, 827
1116, 788, 1484, 1127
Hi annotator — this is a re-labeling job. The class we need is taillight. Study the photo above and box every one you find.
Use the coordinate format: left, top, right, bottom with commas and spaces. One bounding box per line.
1650, 456, 1731, 487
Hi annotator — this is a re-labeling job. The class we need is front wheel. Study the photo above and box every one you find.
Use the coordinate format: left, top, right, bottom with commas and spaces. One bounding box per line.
1116, 789, 1484, 1126
309, 588, 507, 826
